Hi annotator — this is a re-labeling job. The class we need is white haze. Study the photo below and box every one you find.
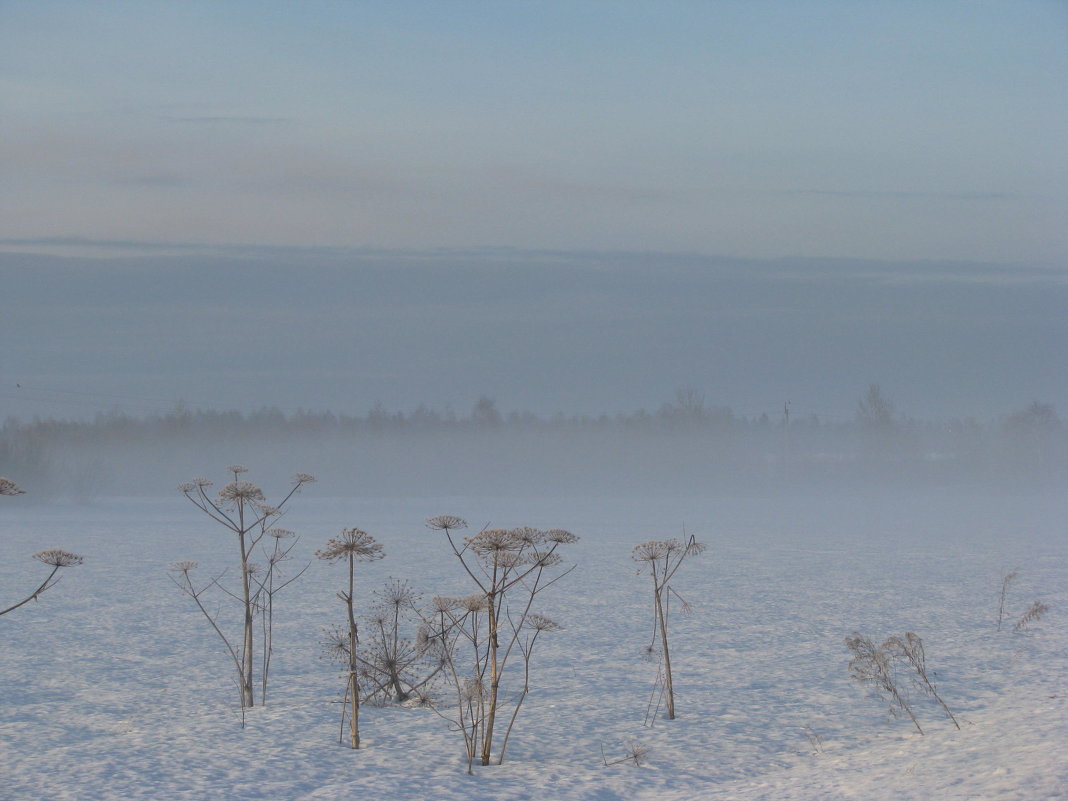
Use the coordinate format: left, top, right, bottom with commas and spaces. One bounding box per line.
1, 246, 1065, 424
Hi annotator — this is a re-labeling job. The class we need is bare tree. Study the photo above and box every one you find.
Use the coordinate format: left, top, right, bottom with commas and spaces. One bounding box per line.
631, 533, 706, 721
857, 384, 895, 431
173, 466, 315, 708
845, 632, 923, 735
883, 632, 959, 729
318, 527, 384, 749
1, 478, 85, 617
423, 515, 577, 770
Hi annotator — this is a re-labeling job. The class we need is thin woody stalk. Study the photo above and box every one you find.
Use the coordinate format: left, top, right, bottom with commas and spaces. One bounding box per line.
317, 527, 384, 749
176, 467, 315, 709
632, 534, 706, 722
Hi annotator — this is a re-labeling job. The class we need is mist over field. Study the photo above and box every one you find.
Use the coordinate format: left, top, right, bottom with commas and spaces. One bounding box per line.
2, 246, 1064, 500
3, 248, 1066, 428
2, 391, 1065, 502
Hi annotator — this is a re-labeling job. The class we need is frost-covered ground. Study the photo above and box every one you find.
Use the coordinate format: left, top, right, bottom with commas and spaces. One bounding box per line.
1, 490, 1065, 800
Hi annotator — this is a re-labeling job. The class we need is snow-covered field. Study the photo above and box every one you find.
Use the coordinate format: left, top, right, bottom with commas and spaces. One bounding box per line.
2, 490, 1065, 800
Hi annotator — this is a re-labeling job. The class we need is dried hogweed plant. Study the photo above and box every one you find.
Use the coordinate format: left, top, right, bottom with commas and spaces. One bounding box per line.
631, 533, 706, 721
423, 515, 577, 772
172, 466, 314, 709
0, 478, 85, 617
357, 578, 446, 706
318, 527, 384, 749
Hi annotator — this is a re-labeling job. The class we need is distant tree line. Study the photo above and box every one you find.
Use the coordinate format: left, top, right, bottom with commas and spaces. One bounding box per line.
1, 387, 1064, 497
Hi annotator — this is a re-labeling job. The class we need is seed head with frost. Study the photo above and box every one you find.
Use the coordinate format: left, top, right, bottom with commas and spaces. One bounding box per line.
525, 613, 561, 632
527, 550, 563, 568
460, 593, 489, 613
316, 528, 384, 563
632, 541, 668, 563
427, 515, 467, 532
545, 528, 577, 544
467, 528, 522, 555
377, 578, 418, 609
218, 480, 265, 504
432, 595, 460, 613
33, 549, 84, 568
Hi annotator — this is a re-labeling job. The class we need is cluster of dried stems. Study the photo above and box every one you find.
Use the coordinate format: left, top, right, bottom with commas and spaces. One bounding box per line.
423, 515, 576, 772
845, 630, 958, 735
172, 466, 315, 709
631, 533, 706, 721
997, 569, 1050, 633
357, 579, 445, 706
0, 477, 85, 617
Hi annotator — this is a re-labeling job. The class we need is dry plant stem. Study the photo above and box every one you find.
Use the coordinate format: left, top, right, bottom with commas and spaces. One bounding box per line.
0, 562, 65, 616
427, 517, 575, 768
171, 567, 245, 687
317, 527, 383, 749
1, 482, 84, 617
632, 533, 706, 721
1014, 601, 1050, 632
496, 613, 550, 764
846, 633, 923, 735
1, 566, 62, 616
997, 569, 1018, 631
346, 553, 360, 748
653, 569, 675, 720
884, 632, 959, 730
427, 602, 482, 773
178, 467, 314, 708
258, 532, 304, 703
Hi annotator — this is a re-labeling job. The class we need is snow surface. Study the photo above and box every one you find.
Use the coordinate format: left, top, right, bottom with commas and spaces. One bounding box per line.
2, 491, 1065, 800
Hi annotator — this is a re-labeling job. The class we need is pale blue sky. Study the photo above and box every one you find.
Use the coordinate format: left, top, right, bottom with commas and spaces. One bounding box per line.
1, 3, 1065, 423
3, 1, 1066, 261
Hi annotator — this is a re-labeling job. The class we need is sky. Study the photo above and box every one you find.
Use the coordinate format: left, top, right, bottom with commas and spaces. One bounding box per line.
1, 2, 1066, 423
